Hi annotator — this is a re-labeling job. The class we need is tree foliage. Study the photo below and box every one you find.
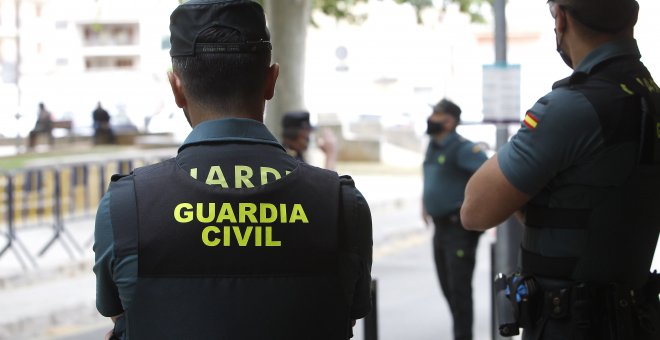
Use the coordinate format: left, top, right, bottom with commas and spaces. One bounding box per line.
253, 0, 492, 24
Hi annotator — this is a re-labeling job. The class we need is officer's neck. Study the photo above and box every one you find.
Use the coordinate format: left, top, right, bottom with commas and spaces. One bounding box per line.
567, 25, 634, 70
433, 130, 455, 143
188, 107, 265, 127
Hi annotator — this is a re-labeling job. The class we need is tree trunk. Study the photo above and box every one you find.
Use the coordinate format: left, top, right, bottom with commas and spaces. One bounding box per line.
264, 0, 312, 142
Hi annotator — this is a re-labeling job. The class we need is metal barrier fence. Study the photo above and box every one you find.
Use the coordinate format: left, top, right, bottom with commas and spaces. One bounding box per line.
0, 157, 160, 270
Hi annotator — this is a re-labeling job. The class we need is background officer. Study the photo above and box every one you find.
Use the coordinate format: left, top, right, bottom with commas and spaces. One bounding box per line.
282, 110, 338, 170
93, 1, 372, 339
422, 98, 487, 340
462, 0, 660, 339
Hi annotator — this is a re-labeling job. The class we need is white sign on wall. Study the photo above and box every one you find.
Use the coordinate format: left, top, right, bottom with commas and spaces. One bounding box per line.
482, 64, 521, 123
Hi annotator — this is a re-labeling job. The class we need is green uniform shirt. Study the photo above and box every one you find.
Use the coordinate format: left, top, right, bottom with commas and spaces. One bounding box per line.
423, 131, 487, 218
498, 39, 643, 206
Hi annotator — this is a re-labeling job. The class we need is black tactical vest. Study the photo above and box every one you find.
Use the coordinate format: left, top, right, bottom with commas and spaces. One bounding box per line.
115, 159, 350, 339
522, 57, 660, 288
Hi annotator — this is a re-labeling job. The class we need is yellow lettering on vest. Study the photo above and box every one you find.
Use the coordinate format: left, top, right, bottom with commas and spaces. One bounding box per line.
233, 226, 253, 246
235, 165, 255, 188
216, 203, 237, 223
223, 226, 231, 246
289, 204, 309, 223
206, 166, 228, 188
265, 226, 281, 247
202, 226, 221, 246
255, 226, 262, 246
174, 203, 193, 223
279, 204, 287, 223
197, 203, 215, 223
190, 168, 198, 180
643, 78, 653, 93
239, 203, 258, 223
260, 167, 281, 185
259, 203, 277, 223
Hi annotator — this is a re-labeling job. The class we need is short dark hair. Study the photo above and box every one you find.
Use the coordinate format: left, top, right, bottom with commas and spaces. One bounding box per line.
171, 26, 271, 112
432, 99, 461, 121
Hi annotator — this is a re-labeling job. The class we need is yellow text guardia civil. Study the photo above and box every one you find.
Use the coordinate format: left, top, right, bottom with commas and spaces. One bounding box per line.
174, 202, 310, 247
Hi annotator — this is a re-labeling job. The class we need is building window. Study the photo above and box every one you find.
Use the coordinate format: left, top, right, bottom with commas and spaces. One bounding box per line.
82, 24, 139, 47
85, 56, 137, 71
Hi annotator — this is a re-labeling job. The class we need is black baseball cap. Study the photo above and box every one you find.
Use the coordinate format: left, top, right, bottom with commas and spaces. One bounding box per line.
431, 99, 461, 120
169, 0, 271, 57
282, 111, 313, 130
549, 0, 639, 33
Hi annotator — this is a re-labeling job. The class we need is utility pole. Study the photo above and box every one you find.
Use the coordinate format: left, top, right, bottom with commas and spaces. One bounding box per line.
491, 0, 524, 339
14, 0, 22, 154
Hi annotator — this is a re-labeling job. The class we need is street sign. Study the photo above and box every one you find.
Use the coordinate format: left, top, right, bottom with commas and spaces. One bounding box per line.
482, 64, 521, 123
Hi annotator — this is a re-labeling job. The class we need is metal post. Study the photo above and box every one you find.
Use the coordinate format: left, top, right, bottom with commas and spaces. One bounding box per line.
38, 168, 81, 258
494, 0, 507, 66
364, 279, 379, 340
491, 1, 525, 339
15, 0, 22, 154
0, 175, 37, 270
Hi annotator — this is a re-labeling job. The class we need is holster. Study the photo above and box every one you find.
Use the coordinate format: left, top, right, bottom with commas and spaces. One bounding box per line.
526, 273, 660, 340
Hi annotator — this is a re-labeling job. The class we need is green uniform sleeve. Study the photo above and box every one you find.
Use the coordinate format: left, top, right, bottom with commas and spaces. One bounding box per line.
92, 192, 124, 317
456, 142, 488, 174
498, 89, 602, 196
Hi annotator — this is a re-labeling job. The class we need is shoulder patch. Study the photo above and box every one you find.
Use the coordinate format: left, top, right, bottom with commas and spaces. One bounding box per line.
523, 111, 539, 130
472, 145, 481, 153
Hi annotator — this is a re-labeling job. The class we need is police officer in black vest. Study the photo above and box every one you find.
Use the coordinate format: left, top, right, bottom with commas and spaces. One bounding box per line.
92, 1, 373, 339
462, 0, 660, 339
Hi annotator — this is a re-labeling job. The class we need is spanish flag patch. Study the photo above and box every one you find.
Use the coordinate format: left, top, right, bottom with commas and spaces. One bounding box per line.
523, 112, 538, 130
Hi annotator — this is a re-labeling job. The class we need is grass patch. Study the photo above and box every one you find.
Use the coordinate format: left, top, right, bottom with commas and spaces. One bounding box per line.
0, 146, 128, 171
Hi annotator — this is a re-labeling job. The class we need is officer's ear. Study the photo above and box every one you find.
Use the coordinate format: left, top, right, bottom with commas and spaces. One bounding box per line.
264, 63, 280, 101
554, 4, 568, 34
168, 70, 187, 109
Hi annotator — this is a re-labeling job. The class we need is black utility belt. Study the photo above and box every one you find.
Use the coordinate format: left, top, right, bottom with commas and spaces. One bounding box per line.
494, 272, 660, 337
436, 210, 461, 225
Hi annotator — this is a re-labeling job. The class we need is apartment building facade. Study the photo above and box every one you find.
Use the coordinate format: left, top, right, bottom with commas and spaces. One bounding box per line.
0, 0, 177, 136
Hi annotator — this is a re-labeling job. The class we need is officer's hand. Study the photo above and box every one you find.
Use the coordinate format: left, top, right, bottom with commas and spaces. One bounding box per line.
318, 128, 338, 170
422, 206, 432, 228
318, 128, 336, 152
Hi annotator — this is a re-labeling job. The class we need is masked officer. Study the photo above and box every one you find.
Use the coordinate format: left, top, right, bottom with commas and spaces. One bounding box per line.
462, 0, 660, 339
422, 99, 487, 340
92, 1, 373, 339
282, 110, 338, 170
